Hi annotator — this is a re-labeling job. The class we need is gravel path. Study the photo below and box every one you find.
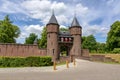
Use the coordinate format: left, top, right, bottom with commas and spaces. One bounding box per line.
0, 59, 120, 80
0, 62, 75, 73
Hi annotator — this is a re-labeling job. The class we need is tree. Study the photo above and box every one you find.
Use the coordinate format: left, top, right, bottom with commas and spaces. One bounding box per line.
82, 35, 97, 52
60, 27, 68, 31
25, 33, 37, 44
106, 21, 120, 51
0, 15, 20, 43
96, 42, 106, 53
38, 27, 47, 48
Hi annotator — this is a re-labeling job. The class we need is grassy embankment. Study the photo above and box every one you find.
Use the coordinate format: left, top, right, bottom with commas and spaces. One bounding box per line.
90, 53, 120, 63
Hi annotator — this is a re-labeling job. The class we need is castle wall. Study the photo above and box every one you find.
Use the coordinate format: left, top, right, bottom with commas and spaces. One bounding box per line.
0, 43, 47, 57
81, 49, 89, 57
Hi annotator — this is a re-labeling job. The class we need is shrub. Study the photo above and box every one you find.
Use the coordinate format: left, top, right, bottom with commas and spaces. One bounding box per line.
0, 56, 52, 67
112, 48, 120, 54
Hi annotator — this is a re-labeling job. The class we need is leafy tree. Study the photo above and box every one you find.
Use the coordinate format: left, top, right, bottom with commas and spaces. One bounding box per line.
106, 21, 120, 51
38, 27, 47, 48
82, 36, 86, 43
0, 15, 20, 43
96, 42, 106, 53
60, 27, 68, 31
25, 33, 37, 44
82, 35, 97, 52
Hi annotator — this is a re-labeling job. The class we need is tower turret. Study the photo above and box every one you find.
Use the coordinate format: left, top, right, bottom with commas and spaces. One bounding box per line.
46, 12, 59, 61
69, 16, 82, 56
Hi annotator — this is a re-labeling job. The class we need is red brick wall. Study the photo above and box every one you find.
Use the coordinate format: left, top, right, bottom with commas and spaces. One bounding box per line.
81, 49, 89, 57
0, 43, 47, 57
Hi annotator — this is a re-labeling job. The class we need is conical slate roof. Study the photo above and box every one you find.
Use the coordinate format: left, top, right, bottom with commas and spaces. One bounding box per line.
47, 12, 59, 25
34, 38, 37, 44
71, 16, 80, 27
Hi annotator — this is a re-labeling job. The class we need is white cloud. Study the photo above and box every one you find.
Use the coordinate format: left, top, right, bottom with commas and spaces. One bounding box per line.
60, 25, 68, 28
17, 24, 44, 43
21, 0, 88, 25
51, 1, 67, 14
1, 0, 120, 43
19, 32, 28, 39
0, 0, 26, 14
24, 25, 43, 34
20, 0, 68, 25
57, 15, 69, 25
75, 3, 88, 17
0, 0, 89, 25
82, 24, 109, 38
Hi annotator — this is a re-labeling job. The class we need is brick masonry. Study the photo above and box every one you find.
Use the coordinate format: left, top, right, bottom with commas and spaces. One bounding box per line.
0, 43, 47, 57
0, 43, 89, 60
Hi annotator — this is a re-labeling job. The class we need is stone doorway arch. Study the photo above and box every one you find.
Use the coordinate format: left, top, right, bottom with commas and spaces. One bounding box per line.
59, 44, 72, 57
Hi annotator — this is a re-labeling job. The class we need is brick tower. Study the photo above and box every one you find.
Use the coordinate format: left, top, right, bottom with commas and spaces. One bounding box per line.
46, 12, 59, 61
69, 16, 82, 56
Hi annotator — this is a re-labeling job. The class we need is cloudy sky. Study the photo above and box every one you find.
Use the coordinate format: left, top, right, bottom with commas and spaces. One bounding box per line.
0, 0, 120, 43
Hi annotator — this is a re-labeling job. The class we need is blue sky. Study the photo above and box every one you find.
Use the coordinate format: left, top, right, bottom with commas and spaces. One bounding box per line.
0, 0, 120, 43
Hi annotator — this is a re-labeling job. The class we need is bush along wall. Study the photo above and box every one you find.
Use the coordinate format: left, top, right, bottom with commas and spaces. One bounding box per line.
0, 56, 53, 67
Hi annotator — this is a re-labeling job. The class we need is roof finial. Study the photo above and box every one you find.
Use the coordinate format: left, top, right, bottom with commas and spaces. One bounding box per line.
47, 9, 59, 25
52, 9, 54, 15
71, 10, 80, 27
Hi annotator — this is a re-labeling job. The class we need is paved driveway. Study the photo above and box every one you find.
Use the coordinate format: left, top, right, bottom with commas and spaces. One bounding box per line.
0, 59, 120, 80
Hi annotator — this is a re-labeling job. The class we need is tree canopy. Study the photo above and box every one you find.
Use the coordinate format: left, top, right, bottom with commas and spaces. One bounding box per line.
96, 42, 106, 53
60, 27, 68, 31
106, 21, 120, 51
0, 15, 20, 43
38, 27, 47, 48
82, 35, 97, 52
25, 33, 38, 44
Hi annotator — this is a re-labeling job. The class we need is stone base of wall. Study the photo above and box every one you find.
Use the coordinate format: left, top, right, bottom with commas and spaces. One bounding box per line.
90, 55, 119, 63
81, 49, 89, 57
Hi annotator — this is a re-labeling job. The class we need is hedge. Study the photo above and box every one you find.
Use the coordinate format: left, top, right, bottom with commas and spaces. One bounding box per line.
0, 56, 53, 67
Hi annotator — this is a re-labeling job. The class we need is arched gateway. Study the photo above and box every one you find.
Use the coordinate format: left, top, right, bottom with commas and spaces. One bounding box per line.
46, 13, 82, 61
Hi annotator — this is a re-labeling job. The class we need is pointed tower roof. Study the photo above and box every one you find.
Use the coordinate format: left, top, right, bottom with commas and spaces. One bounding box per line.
34, 38, 37, 45
47, 11, 59, 25
71, 16, 80, 27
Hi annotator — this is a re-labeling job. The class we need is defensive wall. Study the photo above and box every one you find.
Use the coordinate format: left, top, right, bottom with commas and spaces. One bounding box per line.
0, 43, 89, 58
0, 43, 46, 57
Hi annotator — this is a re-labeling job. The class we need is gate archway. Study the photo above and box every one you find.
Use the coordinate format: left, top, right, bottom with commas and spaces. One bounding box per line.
58, 31, 73, 60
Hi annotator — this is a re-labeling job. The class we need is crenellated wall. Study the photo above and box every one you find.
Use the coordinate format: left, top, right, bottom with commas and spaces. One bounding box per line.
0, 43, 47, 57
